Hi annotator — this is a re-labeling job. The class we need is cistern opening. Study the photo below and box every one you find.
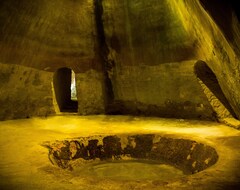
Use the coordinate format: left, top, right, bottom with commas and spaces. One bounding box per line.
43, 134, 218, 182
53, 68, 78, 112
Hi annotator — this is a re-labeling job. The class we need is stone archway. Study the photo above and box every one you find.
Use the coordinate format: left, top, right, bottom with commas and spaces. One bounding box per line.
53, 67, 78, 112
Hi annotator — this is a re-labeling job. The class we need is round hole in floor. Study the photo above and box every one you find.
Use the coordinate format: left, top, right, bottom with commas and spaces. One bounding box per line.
43, 134, 219, 182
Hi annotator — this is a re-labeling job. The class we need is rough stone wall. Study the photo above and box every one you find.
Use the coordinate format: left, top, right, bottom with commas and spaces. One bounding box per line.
0, 0, 239, 120
169, 0, 240, 119
0, 63, 106, 119
0, 0, 98, 72
102, 0, 196, 66
194, 61, 237, 121
106, 61, 214, 119
76, 70, 105, 115
0, 0, 106, 119
101, 0, 215, 119
0, 63, 54, 120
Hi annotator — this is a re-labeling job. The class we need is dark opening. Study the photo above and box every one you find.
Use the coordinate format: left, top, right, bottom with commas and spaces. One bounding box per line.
194, 61, 236, 118
199, 0, 240, 41
53, 68, 78, 112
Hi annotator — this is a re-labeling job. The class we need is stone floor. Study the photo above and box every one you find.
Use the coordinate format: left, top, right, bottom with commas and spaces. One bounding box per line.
0, 115, 240, 190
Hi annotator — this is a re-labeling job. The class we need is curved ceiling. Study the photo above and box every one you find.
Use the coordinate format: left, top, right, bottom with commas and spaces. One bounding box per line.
0, 0, 96, 72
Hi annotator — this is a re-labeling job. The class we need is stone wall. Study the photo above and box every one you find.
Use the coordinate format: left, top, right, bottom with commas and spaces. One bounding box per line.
0, 63, 54, 120
76, 70, 105, 115
101, 0, 215, 119
0, 0, 106, 119
0, 0, 98, 72
0, 0, 239, 120
106, 60, 214, 119
0, 63, 106, 120
169, 0, 240, 119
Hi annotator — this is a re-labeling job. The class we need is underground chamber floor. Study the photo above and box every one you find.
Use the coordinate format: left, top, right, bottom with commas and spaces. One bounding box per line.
72, 160, 185, 181
0, 115, 240, 190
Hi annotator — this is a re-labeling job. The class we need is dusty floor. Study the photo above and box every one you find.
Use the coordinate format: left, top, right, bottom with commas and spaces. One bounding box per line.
0, 115, 240, 190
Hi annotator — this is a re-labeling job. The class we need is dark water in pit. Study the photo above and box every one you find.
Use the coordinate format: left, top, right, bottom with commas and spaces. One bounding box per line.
73, 160, 185, 181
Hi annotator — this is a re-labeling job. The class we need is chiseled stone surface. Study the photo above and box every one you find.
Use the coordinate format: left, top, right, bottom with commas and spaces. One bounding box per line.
0, 0, 106, 119
76, 70, 105, 115
169, 0, 240, 119
104, 60, 215, 119
0, 0, 239, 121
0, 0, 97, 72
0, 63, 55, 120
101, 0, 216, 119
0, 63, 106, 120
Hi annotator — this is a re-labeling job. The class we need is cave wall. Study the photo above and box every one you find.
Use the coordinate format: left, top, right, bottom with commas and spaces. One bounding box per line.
0, 0, 239, 120
0, 0, 106, 120
107, 60, 215, 119
0, 63, 106, 120
169, 0, 240, 119
76, 69, 105, 115
0, 63, 54, 120
102, 0, 196, 67
101, 0, 215, 119
0, 0, 98, 72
